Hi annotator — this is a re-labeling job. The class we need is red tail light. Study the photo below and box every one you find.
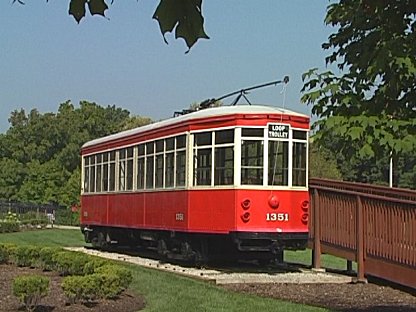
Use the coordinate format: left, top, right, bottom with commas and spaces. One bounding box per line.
301, 213, 309, 224
241, 198, 251, 210
241, 212, 250, 223
301, 200, 309, 211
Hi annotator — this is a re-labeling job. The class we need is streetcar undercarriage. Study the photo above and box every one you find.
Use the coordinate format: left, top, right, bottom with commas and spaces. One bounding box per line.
81, 225, 308, 264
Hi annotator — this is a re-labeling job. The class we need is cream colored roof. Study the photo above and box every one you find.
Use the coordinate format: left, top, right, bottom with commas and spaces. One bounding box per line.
82, 104, 308, 149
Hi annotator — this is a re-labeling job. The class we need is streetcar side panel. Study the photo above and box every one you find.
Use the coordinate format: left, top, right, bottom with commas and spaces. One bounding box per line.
187, 189, 236, 233
235, 189, 309, 233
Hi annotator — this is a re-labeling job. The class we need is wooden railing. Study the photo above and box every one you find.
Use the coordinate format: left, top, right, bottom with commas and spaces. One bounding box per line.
309, 178, 416, 289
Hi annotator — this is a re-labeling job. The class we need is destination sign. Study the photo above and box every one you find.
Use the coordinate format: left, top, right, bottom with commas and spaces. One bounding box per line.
268, 124, 289, 139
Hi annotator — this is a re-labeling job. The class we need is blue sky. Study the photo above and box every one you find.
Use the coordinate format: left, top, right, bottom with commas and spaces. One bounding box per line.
0, 1, 333, 133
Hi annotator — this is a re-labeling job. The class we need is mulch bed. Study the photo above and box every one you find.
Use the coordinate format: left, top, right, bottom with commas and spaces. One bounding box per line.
223, 282, 416, 311
0, 265, 145, 312
1, 263, 416, 311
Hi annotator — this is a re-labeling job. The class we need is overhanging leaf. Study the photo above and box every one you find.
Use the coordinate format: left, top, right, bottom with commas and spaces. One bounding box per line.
88, 0, 108, 17
69, 0, 87, 23
153, 0, 209, 51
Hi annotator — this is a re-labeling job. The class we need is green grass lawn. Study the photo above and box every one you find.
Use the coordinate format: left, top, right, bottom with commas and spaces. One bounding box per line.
0, 228, 85, 247
285, 249, 357, 272
0, 229, 329, 311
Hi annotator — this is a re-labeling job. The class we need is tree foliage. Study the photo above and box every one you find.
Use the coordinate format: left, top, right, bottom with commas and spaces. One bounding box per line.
15, 0, 209, 51
308, 141, 342, 180
314, 131, 416, 189
302, 0, 416, 161
0, 101, 152, 206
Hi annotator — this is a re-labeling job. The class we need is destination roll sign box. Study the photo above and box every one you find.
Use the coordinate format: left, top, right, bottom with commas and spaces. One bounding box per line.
268, 124, 289, 139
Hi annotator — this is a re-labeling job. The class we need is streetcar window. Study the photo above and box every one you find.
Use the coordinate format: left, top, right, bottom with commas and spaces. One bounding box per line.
146, 142, 154, 189
177, 135, 186, 148
126, 147, 134, 190
215, 129, 234, 144
83, 157, 90, 192
213, 129, 234, 186
89, 161, 95, 192
119, 149, 126, 160
103, 160, 109, 192
242, 128, 264, 137
96, 154, 102, 192
241, 140, 263, 185
293, 130, 307, 140
268, 141, 289, 186
176, 150, 186, 187
146, 156, 154, 189
214, 146, 234, 185
293, 142, 307, 186
146, 142, 154, 154
195, 132, 212, 146
118, 148, 126, 191
137, 144, 145, 190
117, 147, 134, 191
166, 137, 174, 151
194, 148, 211, 185
138, 144, 145, 155
137, 157, 145, 190
110, 151, 115, 161
109, 156, 116, 191
155, 139, 164, 188
155, 153, 164, 188
165, 151, 174, 187
156, 139, 164, 153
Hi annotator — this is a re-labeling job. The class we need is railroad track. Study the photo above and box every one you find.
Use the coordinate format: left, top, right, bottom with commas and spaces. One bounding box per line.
67, 246, 353, 285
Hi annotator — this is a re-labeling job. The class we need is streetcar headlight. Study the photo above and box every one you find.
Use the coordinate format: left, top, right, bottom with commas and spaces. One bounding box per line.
268, 194, 279, 209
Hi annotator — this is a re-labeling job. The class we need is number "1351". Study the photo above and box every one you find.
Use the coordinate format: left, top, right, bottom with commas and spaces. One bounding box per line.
266, 213, 289, 222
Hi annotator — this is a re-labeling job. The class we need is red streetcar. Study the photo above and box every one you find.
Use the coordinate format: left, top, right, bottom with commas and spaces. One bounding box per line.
80, 104, 310, 262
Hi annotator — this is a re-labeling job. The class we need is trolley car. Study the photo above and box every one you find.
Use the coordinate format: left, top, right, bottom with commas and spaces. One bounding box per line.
80, 104, 310, 262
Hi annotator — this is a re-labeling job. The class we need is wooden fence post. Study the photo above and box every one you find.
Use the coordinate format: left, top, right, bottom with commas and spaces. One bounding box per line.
313, 188, 321, 269
356, 195, 367, 282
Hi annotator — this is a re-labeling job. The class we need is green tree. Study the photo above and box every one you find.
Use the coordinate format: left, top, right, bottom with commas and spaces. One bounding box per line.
121, 115, 153, 131
0, 158, 26, 201
312, 130, 416, 189
17, 160, 69, 204
302, 1, 416, 163
308, 141, 342, 180
14, 0, 209, 51
0, 100, 152, 205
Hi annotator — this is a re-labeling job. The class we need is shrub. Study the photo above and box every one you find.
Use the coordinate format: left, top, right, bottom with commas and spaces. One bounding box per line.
0, 243, 17, 264
82, 257, 107, 275
0, 243, 17, 263
12, 275, 50, 312
20, 212, 49, 228
96, 273, 122, 299
55, 209, 80, 226
62, 274, 101, 303
52, 251, 90, 276
13, 246, 40, 267
0, 245, 10, 264
4, 211, 19, 223
0, 221, 20, 233
61, 264, 133, 303
36, 247, 62, 271
95, 264, 133, 290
